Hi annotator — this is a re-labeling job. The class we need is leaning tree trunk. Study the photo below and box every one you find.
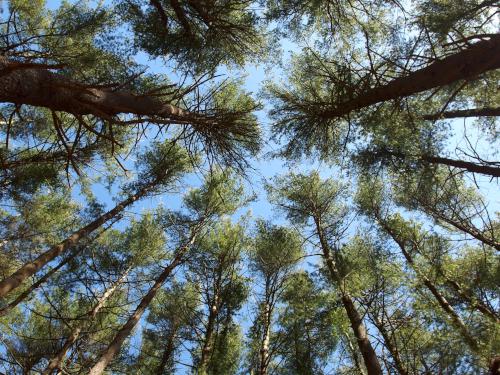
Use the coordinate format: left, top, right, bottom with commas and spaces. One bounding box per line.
88, 226, 201, 375
320, 36, 500, 118
379, 220, 480, 353
42, 267, 131, 375
371, 315, 409, 375
0, 177, 160, 299
314, 217, 383, 375
411, 243, 500, 323
0, 250, 74, 316
155, 328, 178, 375
378, 149, 500, 178
442, 275, 500, 324
418, 202, 500, 251
422, 106, 500, 121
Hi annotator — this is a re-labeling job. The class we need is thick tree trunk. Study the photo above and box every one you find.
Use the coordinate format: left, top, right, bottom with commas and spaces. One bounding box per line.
371, 315, 408, 375
42, 268, 131, 375
380, 221, 480, 352
88, 228, 200, 375
422, 107, 500, 120
320, 36, 500, 118
419, 155, 500, 178
0, 57, 197, 120
314, 218, 383, 375
0, 179, 158, 298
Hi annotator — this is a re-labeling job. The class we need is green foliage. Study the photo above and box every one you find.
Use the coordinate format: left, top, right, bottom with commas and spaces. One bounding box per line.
118, 0, 267, 72
250, 220, 303, 277
275, 271, 339, 375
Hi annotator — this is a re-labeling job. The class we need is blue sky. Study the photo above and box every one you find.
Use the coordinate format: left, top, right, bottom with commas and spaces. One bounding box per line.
9, 1, 500, 373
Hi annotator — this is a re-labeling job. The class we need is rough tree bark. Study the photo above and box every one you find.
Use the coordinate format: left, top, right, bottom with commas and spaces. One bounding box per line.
320, 36, 500, 118
258, 300, 272, 375
0, 57, 203, 121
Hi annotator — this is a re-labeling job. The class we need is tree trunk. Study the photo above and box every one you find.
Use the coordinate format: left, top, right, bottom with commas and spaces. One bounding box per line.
199, 302, 218, 375
258, 302, 272, 375
442, 276, 499, 323
380, 220, 480, 352
371, 315, 408, 375
422, 204, 500, 251
0, 57, 199, 121
314, 218, 383, 375
0, 250, 73, 316
320, 36, 500, 118
422, 107, 500, 121
419, 154, 500, 178
0, 178, 158, 299
42, 268, 131, 375
155, 328, 178, 375
376, 148, 500, 178
88, 228, 201, 375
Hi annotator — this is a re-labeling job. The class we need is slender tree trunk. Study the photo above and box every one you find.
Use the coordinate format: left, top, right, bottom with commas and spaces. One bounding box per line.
258, 301, 272, 375
0, 250, 73, 316
412, 245, 500, 323
320, 35, 500, 118
376, 148, 500, 178
422, 107, 500, 121
380, 220, 480, 352
42, 268, 131, 375
199, 301, 218, 375
0, 177, 159, 298
442, 276, 499, 323
88, 227, 201, 375
155, 328, 178, 375
371, 315, 408, 375
419, 203, 500, 251
314, 217, 383, 375
342, 330, 366, 375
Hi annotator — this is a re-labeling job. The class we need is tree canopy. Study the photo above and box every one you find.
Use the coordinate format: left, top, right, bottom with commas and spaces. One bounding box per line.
0, 0, 498, 374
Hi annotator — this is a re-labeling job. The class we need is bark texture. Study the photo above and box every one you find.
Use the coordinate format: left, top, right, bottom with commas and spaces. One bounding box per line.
320, 36, 500, 118
0, 57, 191, 119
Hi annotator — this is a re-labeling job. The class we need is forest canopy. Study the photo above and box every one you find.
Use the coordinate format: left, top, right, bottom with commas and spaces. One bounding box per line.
0, 0, 498, 374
